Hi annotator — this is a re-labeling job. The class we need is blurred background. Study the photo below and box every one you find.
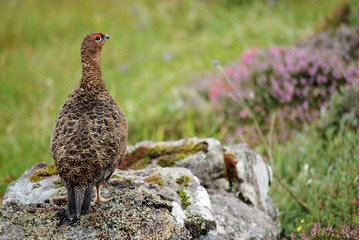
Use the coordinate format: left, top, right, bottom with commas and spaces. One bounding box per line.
1, 0, 358, 238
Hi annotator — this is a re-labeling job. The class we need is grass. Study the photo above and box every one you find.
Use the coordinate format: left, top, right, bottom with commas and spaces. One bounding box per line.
0, 0, 354, 236
271, 125, 359, 237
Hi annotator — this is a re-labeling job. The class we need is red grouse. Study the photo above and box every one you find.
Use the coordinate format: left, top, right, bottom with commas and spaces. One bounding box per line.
50, 33, 128, 219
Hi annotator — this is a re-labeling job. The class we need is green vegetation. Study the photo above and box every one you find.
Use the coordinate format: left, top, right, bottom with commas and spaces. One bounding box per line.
175, 175, 192, 187
185, 215, 215, 238
0, 0, 340, 190
29, 163, 57, 182
272, 121, 359, 237
156, 142, 208, 167
144, 174, 165, 187
1, 0, 357, 237
119, 141, 207, 169
53, 179, 63, 188
176, 189, 191, 210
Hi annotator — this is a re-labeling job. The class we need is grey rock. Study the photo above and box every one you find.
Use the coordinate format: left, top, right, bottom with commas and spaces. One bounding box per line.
1, 164, 216, 239
210, 192, 277, 240
0, 220, 24, 240
174, 138, 224, 190
127, 139, 279, 238
224, 144, 276, 219
129, 137, 224, 188
1, 138, 279, 239
131, 139, 277, 220
127, 137, 225, 189
2, 162, 58, 207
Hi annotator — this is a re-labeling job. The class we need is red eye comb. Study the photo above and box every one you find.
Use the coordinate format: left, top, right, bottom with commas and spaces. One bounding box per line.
92, 34, 101, 39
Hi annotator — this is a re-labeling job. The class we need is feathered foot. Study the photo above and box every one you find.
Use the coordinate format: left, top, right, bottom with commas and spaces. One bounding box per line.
94, 184, 110, 203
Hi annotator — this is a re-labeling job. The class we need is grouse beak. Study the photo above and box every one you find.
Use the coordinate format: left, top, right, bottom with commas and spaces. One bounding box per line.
104, 34, 111, 41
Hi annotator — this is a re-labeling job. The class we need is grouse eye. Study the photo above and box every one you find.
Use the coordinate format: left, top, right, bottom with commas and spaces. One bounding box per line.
95, 35, 101, 42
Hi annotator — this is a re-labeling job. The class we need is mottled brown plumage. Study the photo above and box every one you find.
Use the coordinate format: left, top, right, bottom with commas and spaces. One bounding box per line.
50, 32, 128, 219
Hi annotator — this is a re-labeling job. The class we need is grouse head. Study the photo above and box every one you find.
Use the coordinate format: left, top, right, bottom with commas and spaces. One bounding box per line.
81, 32, 111, 66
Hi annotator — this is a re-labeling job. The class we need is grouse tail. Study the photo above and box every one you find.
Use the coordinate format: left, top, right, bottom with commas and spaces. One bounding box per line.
67, 185, 93, 219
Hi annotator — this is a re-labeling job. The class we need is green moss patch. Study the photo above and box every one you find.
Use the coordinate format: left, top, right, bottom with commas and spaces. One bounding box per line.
156, 153, 188, 167
29, 163, 57, 182
185, 215, 216, 238
118, 141, 208, 170
176, 189, 191, 209
144, 174, 165, 187
176, 175, 192, 186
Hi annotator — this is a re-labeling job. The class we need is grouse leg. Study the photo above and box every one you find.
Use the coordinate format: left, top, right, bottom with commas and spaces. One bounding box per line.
95, 184, 110, 203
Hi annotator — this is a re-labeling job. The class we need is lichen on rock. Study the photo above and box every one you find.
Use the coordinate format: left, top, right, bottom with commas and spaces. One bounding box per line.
119, 138, 209, 170
1, 164, 216, 239
29, 163, 57, 182
176, 189, 191, 209
144, 174, 165, 187
1, 138, 279, 239
176, 175, 192, 186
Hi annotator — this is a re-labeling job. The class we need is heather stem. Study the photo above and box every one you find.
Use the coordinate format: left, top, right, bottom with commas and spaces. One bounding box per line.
213, 61, 310, 213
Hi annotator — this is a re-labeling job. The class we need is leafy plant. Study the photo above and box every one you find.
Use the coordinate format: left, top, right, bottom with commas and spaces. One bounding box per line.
318, 82, 359, 137
272, 123, 359, 237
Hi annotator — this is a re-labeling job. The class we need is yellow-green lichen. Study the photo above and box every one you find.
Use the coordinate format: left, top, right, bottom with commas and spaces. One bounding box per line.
131, 157, 152, 170
176, 189, 191, 209
29, 175, 41, 183
53, 179, 63, 188
176, 175, 192, 186
149, 141, 208, 167
128, 177, 134, 183
111, 173, 121, 178
157, 153, 188, 167
29, 163, 58, 182
144, 174, 165, 187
